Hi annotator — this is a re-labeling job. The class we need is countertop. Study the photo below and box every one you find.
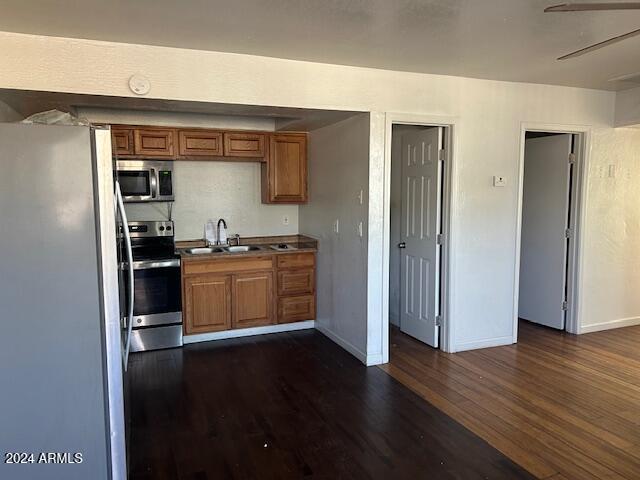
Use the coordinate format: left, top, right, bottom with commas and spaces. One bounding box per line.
176, 234, 318, 260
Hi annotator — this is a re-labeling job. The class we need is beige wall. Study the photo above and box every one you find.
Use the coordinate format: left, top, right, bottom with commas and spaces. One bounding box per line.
1, 31, 636, 357
78, 108, 299, 240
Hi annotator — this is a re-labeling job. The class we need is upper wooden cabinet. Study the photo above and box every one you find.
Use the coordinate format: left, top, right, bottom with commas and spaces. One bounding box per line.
111, 127, 134, 156
223, 132, 266, 158
178, 130, 223, 158
134, 128, 177, 157
262, 134, 308, 204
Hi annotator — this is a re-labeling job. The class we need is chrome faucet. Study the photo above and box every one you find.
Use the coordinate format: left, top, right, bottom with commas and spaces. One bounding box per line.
232, 233, 241, 246
216, 218, 228, 245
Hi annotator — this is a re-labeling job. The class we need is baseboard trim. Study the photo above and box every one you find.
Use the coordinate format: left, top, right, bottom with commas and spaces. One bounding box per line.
315, 324, 369, 365
580, 316, 640, 334
184, 321, 315, 344
454, 335, 515, 352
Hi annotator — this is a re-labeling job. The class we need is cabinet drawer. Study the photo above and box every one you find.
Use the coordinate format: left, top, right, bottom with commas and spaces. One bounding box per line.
223, 132, 265, 158
278, 295, 315, 323
183, 256, 274, 276
134, 128, 176, 157
276, 253, 315, 269
111, 128, 134, 156
178, 130, 223, 157
277, 268, 314, 296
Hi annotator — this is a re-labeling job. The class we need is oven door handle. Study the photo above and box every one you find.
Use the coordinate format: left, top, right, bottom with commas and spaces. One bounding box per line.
116, 181, 135, 371
124, 259, 181, 270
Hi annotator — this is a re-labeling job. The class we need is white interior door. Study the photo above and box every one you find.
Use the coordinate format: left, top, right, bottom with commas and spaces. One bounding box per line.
399, 127, 443, 347
519, 134, 573, 330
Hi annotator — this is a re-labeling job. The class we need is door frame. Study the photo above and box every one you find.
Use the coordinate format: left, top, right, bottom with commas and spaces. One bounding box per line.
382, 113, 459, 361
514, 122, 591, 339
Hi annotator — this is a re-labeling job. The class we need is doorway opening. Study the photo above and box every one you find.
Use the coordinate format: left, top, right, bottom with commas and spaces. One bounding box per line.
516, 130, 585, 335
388, 123, 452, 350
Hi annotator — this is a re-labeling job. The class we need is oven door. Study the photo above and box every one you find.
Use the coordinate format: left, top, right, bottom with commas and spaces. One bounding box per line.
123, 260, 182, 327
116, 167, 155, 202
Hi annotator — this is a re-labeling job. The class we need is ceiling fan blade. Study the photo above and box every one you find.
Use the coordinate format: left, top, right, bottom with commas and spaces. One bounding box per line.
558, 27, 640, 59
545, 3, 640, 12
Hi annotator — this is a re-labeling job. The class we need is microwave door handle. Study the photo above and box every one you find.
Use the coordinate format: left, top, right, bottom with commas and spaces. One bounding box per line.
150, 168, 158, 200
115, 181, 135, 370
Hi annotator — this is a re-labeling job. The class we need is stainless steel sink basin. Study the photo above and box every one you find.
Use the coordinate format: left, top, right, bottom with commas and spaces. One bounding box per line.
184, 247, 223, 255
224, 245, 262, 253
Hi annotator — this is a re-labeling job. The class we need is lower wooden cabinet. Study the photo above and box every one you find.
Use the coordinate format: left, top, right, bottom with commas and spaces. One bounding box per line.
232, 271, 274, 329
183, 275, 231, 334
278, 295, 315, 324
182, 253, 315, 335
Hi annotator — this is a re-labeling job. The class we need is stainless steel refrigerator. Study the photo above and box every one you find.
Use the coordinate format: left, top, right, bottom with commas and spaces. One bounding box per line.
0, 123, 127, 480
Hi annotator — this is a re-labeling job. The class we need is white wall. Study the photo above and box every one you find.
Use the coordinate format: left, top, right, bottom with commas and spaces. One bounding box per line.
614, 86, 640, 127
581, 127, 640, 332
300, 114, 370, 361
78, 108, 298, 240
0, 32, 635, 360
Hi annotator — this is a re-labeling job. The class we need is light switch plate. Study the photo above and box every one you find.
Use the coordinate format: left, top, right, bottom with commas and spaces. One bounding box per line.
493, 175, 507, 187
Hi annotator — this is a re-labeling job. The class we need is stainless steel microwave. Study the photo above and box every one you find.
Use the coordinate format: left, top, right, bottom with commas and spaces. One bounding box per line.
115, 160, 174, 202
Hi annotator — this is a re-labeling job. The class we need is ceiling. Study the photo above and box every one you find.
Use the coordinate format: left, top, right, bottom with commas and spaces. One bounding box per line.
1, 0, 640, 91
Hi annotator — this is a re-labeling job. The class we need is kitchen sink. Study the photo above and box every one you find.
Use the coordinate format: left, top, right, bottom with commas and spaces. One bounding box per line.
184, 247, 223, 255
224, 245, 262, 253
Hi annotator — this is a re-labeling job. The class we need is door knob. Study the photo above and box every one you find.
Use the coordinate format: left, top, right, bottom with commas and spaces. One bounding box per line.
398, 242, 406, 249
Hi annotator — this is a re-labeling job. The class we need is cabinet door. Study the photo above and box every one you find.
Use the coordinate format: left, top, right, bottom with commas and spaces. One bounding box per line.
111, 127, 134, 156
278, 295, 315, 323
223, 132, 265, 158
265, 134, 307, 203
232, 271, 274, 329
277, 268, 314, 296
134, 128, 176, 157
178, 130, 223, 158
183, 275, 231, 334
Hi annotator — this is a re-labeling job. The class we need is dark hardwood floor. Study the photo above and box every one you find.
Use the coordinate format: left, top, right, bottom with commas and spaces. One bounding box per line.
128, 329, 532, 479
382, 321, 640, 480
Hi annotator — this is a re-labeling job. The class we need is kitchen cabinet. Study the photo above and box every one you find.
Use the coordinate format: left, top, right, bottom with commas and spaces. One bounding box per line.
278, 295, 315, 323
223, 132, 266, 158
232, 271, 274, 328
134, 128, 177, 157
262, 133, 307, 204
275, 252, 315, 324
183, 274, 231, 334
111, 127, 134, 156
181, 252, 315, 334
178, 130, 223, 158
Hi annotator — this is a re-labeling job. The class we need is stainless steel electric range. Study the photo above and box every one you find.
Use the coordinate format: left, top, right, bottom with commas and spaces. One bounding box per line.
120, 220, 182, 352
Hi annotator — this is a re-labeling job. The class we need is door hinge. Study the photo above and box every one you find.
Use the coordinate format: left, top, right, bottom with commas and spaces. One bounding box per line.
435, 315, 442, 327
568, 153, 576, 164
438, 148, 446, 162
562, 301, 568, 311
436, 233, 444, 245
565, 228, 572, 239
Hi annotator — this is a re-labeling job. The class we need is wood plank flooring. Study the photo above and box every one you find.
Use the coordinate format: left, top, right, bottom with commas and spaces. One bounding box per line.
381, 321, 640, 480
127, 329, 532, 479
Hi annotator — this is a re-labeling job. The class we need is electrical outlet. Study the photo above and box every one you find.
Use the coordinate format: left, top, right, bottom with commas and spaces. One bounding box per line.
283, 215, 290, 226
